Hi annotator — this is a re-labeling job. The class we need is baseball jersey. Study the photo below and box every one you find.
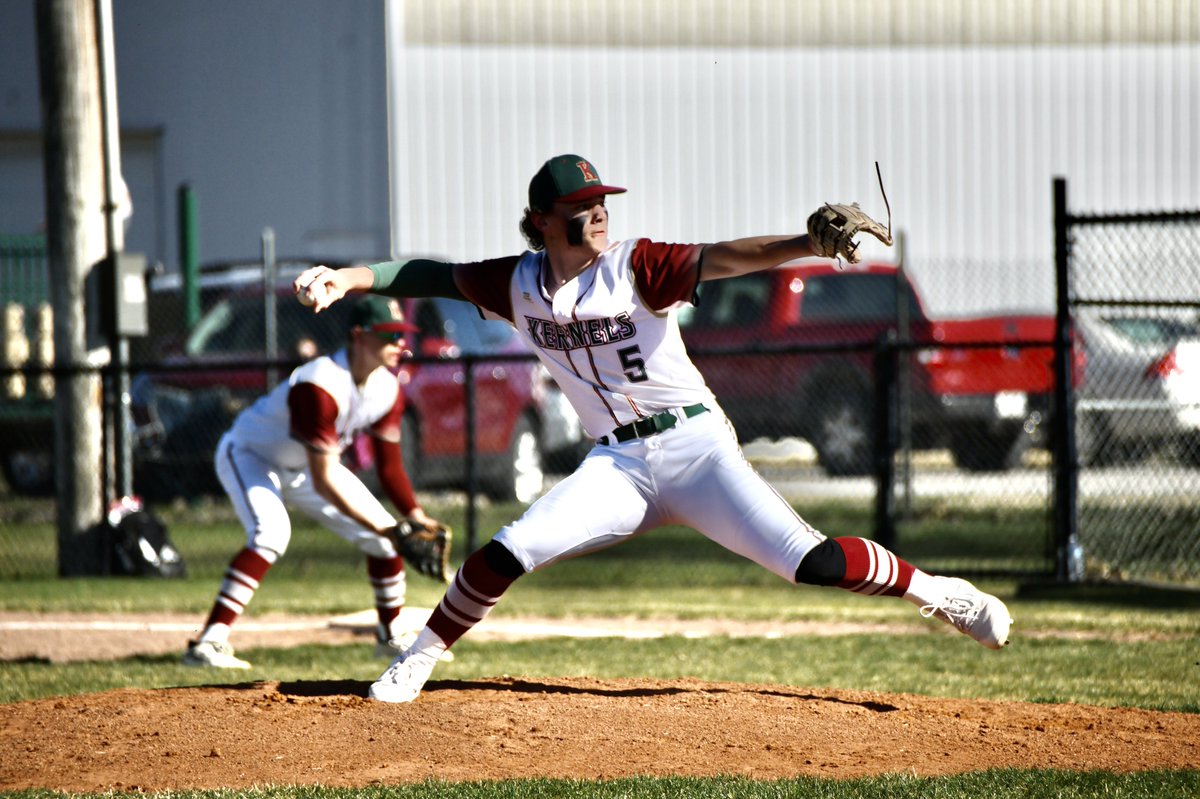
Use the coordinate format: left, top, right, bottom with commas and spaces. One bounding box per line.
453, 238, 719, 439
228, 348, 402, 472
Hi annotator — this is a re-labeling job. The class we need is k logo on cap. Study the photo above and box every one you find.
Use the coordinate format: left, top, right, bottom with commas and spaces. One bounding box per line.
528, 154, 626, 212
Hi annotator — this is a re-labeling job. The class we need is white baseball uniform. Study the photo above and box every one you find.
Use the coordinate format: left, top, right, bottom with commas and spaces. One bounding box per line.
442, 238, 825, 580
214, 348, 408, 559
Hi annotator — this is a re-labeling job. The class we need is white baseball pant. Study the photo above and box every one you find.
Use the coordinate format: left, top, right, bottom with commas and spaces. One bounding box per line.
214, 433, 399, 559
494, 408, 824, 580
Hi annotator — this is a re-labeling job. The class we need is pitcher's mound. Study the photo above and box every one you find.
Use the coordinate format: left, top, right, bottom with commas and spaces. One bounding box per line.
2, 676, 1197, 792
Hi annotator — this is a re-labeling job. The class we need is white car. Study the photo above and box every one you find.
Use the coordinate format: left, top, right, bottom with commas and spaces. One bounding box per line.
1074, 311, 1200, 466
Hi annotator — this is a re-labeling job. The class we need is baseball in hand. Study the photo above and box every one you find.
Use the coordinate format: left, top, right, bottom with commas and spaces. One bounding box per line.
297, 281, 323, 308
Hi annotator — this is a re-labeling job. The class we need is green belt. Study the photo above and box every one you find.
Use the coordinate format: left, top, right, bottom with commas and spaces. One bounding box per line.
598, 403, 709, 446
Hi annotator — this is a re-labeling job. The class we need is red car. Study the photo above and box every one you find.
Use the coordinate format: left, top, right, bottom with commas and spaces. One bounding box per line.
133, 263, 585, 503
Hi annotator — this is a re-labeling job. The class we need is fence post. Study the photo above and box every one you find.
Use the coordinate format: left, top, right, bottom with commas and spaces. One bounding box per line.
261, 227, 278, 390
1052, 177, 1080, 582
178, 184, 200, 331
895, 239, 913, 518
464, 356, 478, 553
873, 329, 898, 551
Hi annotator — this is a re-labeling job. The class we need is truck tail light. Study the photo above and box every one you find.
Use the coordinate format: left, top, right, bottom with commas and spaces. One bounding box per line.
916, 348, 943, 365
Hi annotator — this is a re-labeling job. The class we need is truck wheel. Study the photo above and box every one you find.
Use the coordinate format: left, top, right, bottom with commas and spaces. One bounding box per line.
949, 427, 1029, 472
1, 449, 54, 496
1174, 432, 1200, 468
488, 415, 544, 504
811, 395, 872, 476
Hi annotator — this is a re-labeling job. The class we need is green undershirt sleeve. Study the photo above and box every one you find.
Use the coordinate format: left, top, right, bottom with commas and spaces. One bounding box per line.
368, 259, 465, 300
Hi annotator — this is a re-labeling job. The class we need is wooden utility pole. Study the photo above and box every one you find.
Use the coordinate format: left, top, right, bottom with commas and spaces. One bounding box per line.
36, 0, 108, 574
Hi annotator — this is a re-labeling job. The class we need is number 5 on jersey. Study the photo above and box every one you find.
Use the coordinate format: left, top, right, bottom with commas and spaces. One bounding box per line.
618, 345, 649, 382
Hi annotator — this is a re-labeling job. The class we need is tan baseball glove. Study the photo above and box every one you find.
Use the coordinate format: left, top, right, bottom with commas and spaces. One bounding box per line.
386, 518, 452, 583
806, 202, 893, 264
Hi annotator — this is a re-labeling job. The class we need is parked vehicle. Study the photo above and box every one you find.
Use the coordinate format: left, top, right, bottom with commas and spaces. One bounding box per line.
0, 399, 53, 495
0, 255, 332, 496
357, 296, 585, 503
1073, 310, 1200, 466
679, 261, 1063, 475
133, 267, 586, 503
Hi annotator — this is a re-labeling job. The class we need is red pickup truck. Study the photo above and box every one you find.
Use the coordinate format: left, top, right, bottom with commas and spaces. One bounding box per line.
680, 261, 1061, 475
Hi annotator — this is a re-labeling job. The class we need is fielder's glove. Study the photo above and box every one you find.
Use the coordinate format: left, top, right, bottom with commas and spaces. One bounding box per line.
387, 518, 452, 583
806, 202, 893, 264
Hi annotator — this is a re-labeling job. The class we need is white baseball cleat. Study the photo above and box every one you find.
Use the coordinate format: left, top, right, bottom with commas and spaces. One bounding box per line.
369, 650, 438, 704
920, 577, 1013, 649
181, 639, 252, 669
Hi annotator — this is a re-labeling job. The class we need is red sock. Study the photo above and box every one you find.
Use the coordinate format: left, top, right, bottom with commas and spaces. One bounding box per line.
833, 537, 914, 598
426, 547, 519, 647
204, 547, 273, 629
368, 555, 406, 633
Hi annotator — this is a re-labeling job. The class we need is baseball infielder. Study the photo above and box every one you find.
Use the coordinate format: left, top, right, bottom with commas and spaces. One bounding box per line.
183, 296, 445, 669
295, 154, 1012, 702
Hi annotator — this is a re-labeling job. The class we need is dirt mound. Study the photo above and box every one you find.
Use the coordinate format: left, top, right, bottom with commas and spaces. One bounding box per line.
2, 676, 1197, 792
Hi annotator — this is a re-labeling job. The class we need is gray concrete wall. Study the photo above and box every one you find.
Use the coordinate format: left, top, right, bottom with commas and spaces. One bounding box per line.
1, 0, 390, 272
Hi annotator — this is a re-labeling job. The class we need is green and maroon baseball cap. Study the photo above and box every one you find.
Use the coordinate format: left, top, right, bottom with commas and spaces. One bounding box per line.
350, 296, 417, 334
528, 154, 627, 212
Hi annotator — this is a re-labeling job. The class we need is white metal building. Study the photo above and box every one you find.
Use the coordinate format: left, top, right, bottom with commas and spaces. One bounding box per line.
385, 0, 1200, 316
2, 0, 1197, 316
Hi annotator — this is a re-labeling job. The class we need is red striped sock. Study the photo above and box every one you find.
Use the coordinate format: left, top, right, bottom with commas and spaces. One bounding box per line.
833, 537, 914, 598
426, 548, 519, 647
368, 555, 406, 634
204, 546, 274, 629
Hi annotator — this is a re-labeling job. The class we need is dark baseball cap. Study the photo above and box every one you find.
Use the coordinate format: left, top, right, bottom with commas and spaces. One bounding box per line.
349, 296, 417, 333
528, 154, 627, 212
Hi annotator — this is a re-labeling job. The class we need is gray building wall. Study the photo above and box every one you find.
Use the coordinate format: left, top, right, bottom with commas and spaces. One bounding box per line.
1, 0, 391, 272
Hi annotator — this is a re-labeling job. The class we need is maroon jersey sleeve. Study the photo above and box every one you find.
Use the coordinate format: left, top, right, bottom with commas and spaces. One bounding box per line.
629, 239, 703, 311
372, 436, 418, 515
452, 256, 521, 322
369, 389, 418, 514
288, 383, 340, 453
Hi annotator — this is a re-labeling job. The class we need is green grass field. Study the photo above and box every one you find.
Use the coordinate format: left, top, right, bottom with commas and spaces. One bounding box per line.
1, 497, 1198, 798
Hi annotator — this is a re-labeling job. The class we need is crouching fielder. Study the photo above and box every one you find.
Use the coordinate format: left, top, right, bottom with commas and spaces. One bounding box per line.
295, 154, 1012, 703
183, 296, 447, 669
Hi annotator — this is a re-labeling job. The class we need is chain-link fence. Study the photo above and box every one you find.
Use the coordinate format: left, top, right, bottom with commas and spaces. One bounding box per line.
4, 220, 1199, 588
0, 245, 1063, 581
1062, 193, 1200, 588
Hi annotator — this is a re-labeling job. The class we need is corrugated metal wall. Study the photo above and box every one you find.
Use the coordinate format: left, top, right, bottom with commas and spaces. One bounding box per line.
385, 0, 1199, 317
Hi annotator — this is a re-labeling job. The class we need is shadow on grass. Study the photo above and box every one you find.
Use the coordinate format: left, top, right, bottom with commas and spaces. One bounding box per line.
1016, 580, 1200, 608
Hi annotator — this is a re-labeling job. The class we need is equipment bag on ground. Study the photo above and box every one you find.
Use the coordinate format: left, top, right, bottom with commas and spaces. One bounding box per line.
101, 496, 187, 578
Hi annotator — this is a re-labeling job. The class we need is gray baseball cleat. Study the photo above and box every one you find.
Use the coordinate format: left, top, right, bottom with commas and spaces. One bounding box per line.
920, 577, 1013, 649
181, 639, 252, 669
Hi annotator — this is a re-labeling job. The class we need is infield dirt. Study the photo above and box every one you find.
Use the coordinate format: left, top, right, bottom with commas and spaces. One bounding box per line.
2, 613, 1198, 791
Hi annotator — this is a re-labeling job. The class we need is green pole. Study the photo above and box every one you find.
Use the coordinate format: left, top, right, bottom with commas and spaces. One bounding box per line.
177, 183, 200, 330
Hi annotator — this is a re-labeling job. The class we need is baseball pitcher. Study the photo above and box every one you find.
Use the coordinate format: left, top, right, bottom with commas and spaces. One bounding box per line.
295, 154, 1011, 702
